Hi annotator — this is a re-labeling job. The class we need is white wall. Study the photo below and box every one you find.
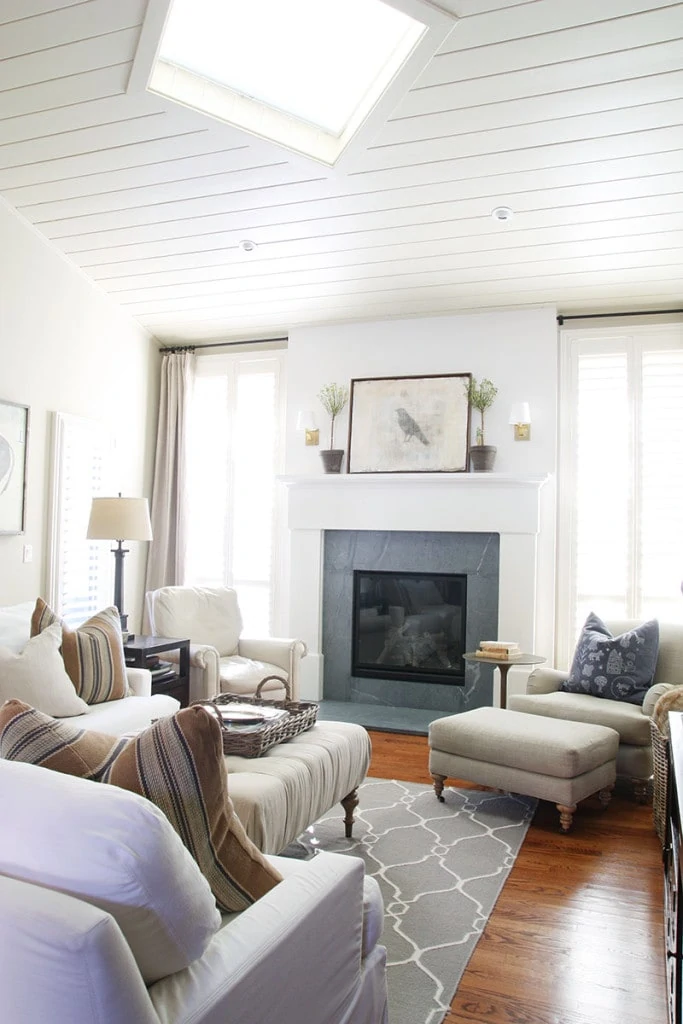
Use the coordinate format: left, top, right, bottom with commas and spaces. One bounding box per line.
284, 307, 560, 690
0, 200, 158, 629
286, 308, 558, 477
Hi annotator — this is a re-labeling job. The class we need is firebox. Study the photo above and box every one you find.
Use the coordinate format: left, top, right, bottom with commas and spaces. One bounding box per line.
351, 569, 467, 685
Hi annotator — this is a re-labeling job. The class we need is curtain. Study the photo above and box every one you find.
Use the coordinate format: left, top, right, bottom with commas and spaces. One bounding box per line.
144, 350, 195, 596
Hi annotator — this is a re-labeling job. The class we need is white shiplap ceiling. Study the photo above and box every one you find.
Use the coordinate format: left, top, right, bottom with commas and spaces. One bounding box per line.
1, 0, 682, 344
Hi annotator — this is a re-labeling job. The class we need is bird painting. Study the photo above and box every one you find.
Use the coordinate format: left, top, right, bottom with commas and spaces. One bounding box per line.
395, 407, 429, 445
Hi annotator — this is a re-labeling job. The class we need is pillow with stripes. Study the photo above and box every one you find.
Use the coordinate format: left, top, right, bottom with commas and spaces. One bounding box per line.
0, 699, 282, 914
31, 599, 129, 704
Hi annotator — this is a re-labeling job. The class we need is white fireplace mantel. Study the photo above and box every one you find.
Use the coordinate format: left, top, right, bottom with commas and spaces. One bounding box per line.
279, 473, 553, 701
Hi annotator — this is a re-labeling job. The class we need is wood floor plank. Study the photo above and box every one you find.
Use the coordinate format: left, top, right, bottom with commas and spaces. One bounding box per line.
366, 729, 668, 1024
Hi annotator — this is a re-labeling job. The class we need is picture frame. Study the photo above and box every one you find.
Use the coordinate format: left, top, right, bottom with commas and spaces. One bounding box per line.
0, 398, 29, 535
347, 373, 472, 474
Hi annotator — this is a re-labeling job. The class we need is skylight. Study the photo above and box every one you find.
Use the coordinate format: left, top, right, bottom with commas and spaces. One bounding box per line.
159, 0, 424, 138
137, 0, 457, 167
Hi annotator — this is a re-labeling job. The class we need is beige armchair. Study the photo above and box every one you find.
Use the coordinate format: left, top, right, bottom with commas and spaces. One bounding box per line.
145, 586, 306, 704
508, 619, 683, 802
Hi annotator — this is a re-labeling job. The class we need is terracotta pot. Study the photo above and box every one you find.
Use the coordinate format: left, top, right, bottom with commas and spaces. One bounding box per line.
320, 449, 344, 473
469, 445, 497, 472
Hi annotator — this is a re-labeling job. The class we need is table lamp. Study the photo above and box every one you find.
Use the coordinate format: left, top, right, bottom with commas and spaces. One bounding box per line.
86, 495, 153, 636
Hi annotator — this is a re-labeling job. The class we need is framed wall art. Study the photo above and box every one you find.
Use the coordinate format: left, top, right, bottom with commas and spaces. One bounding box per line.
347, 373, 471, 474
0, 398, 29, 534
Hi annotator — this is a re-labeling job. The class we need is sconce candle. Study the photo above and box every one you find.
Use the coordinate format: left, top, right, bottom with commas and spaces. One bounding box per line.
296, 410, 319, 446
509, 403, 531, 441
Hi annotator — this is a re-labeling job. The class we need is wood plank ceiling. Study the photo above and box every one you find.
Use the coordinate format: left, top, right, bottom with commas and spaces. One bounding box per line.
1, 0, 682, 343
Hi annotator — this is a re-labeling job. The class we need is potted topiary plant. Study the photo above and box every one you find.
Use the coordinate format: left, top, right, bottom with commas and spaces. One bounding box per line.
465, 377, 498, 471
317, 382, 349, 473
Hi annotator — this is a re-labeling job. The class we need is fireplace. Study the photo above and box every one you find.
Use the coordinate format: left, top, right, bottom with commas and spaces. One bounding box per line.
352, 570, 467, 685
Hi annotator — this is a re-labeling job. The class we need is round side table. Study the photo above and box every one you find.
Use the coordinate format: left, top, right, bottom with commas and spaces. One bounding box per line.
462, 652, 546, 709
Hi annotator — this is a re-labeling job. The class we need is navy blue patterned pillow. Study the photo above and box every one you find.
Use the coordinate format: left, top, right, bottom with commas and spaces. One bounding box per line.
562, 613, 659, 705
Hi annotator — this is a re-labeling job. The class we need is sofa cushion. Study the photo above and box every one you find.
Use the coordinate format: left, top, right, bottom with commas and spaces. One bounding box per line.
0, 699, 127, 777
562, 612, 659, 705
102, 705, 283, 912
32, 600, 129, 704
0, 758, 221, 984
0, 624, 89, 717
507, 691, 652, 746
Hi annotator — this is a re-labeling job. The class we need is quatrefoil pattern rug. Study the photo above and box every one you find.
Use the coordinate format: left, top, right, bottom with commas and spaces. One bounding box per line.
290, 779, 536, 1024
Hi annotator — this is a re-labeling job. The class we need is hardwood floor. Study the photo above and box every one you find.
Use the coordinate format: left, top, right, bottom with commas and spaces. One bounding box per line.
366, 730, 668, 1024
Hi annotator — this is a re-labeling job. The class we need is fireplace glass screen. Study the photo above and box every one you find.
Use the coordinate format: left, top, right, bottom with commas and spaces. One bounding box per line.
352, 570, 467, 685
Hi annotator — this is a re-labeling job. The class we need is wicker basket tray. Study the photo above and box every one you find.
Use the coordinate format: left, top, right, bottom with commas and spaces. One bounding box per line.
651, 717, 669, 845
195, 676, 318, 758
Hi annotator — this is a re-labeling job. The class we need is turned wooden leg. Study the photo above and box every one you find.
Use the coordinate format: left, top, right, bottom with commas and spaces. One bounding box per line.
432, 772, 446, 803
557, 803, 577, 833
632, 779, 650, 805
598, 784, 614, 809
341, 788, 359, 838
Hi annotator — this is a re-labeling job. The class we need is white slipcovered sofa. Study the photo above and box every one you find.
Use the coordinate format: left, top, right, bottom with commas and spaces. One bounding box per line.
0, 759, 388, 1024
0, 602, 179, 734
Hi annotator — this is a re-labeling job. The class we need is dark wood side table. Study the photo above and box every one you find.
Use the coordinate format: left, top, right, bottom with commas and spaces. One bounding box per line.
124, 635, 191, 708
462, 652, 546, 709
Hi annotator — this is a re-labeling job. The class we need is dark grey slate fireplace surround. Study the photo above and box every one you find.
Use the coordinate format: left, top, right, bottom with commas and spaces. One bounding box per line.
322, 530, 500, 715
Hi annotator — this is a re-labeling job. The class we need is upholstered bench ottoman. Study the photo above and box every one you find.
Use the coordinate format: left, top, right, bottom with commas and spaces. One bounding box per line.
428, 707, 619, 832
225, 720, 371, 854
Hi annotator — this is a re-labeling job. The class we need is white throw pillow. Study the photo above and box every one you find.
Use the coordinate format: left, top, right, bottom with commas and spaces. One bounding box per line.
0, 759, 222, 983
0, 623, 89, 717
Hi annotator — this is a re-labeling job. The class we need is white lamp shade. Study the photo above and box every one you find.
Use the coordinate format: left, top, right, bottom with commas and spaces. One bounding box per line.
86, 497, 153, 542
296, 409, 317, 430
509, 402, 531, 425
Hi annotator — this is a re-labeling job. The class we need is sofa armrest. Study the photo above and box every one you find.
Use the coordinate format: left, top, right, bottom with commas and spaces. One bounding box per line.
526, 667, 568, 695
149, 852, 374, 1024
126, 668, 151, 697
238, 637, 307, 699
157, 644, 221, 703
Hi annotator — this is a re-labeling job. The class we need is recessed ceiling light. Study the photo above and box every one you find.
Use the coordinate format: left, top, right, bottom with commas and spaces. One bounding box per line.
238, 239, 258, 253
491, 206, 513, 222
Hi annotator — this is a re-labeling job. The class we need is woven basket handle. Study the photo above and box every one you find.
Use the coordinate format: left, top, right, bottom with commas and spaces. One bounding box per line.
255, 675, 291, 702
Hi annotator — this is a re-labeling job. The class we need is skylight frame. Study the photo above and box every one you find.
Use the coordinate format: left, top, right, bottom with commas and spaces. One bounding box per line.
128, 0, 457, 169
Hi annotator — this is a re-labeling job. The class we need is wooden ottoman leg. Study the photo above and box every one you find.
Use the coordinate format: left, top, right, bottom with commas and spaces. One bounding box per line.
341, 788, 359, 838
432, 772, 446, 803
598, 784, 614, 809
557, 803, 577, 833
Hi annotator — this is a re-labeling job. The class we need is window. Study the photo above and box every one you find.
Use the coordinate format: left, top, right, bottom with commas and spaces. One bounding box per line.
184, 351, 285, 635
48, 413, 114, 626
557, 324, 683, 664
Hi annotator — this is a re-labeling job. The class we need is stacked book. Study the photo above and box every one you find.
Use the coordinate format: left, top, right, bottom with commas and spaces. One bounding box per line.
146, 657, 177, 685
474, 641, 521, 661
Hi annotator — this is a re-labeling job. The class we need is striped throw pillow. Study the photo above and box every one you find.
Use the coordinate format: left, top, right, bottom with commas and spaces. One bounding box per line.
31, 599, 129, 704
102, 705, 282, 912
0, 698, 282, 914
0, 699, 126, 778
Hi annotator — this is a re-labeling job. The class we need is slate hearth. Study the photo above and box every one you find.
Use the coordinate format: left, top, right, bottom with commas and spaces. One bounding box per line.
322, 530, 499, 717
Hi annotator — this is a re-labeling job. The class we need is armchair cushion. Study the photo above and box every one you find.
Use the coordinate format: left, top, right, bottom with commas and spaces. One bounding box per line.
147, 585, 241, 656
562, 612, 659, 705
31, 600, 129, 704
509, 690, 652, 746
0, 625, 88, 718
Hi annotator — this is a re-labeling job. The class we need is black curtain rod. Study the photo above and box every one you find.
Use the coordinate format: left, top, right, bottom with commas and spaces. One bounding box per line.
160, 336, 287, 353
557, 308, 683, 325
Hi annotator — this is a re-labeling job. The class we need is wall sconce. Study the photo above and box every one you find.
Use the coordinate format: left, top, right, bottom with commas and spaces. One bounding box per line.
509, 403, 531, 441
296, 410, 319, 446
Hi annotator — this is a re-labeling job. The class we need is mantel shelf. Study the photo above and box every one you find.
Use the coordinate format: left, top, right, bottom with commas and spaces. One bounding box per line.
279, 473, 551, 489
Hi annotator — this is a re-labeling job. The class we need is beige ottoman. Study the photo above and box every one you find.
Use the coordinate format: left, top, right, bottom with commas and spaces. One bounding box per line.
428, 707, 619, 832
225, 720, 371, 854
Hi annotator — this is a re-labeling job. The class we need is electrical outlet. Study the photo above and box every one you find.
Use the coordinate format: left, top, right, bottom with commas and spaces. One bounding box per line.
22, 544, 32, 563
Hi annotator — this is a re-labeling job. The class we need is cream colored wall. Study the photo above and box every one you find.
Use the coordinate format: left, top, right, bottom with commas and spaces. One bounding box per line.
0, 200, 159, 630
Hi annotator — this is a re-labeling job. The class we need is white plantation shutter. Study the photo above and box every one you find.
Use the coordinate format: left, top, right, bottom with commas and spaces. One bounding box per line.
558, 325, 683, 665
48, 413, 114, 626
184, 352, 285, 635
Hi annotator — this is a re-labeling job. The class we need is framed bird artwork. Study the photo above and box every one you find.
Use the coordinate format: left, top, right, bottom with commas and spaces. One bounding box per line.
347, 373, 471, 474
